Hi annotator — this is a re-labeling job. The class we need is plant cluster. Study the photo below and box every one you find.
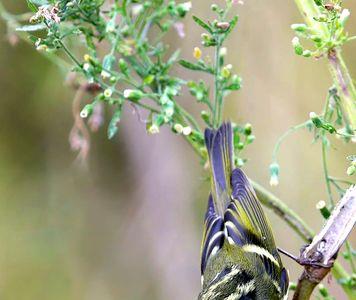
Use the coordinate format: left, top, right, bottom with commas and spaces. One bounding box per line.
0, 0, 355, 299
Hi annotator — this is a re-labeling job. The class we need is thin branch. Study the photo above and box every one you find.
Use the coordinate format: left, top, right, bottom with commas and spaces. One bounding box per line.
293, 186, 356, 300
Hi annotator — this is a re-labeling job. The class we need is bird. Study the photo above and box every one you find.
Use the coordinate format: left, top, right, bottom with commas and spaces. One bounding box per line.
198, 122, 289, 300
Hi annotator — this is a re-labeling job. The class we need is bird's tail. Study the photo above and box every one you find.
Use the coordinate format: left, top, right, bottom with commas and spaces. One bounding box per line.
204, 122, 233, 216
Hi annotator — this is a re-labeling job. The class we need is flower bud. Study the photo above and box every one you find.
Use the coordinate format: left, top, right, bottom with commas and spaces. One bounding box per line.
216, 22, 230, 31
309, 112, 322, 127
302, 50, 312, 57
244, 123, 252, 135
123, 89, 144, 101
148, 124, 160, 134
211, 4, 218, 11
246, 135, 255, 144
173, 123, 184, 134
182, 126, 192, 136
176, 2, 192, 17
104, 88, 113, 98
292, 37, 303, 55
193, 47, 202, 59
316, 200, 331, 219
219, 47, 227, 56
347, 165, 355, 176
80, 104, 93, 118
269, 163, 280, 186
84, 54, 91, 62
201, 110, 210, 124
119, 58, 129, 74
291, 23, 308, 32
83, 63, 91, 72
221, 66, 231, 78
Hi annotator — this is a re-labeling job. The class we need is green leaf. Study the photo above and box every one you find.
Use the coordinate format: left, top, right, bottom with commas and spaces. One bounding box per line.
102, 54, 116, 71
108, 107, 122, 139
179, 60, 213, 74
167, 49, 181, 66
192, 16, 213, 34
224, 16, 238, 37
16, 24, 47, 32
314, 0, 323, 6
26, 0, 38, 12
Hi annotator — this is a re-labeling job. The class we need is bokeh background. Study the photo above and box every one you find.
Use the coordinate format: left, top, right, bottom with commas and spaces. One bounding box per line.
0, 1, 355, 299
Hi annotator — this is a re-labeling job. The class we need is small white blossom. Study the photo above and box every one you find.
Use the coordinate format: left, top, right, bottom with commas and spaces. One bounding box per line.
181, 2, 192, 11
124, 89, 134, 98
174, 123, 184, 134
165, 106, 174, 117
104, 89, 113, 98
83, 63, 91, 71
269, 175, 279, 187
148, 124, 160, 134
101, 70, 111, 79
182, 126, 192, 136
292, 36, 300, 46
309, 112, 317, 119
316, 200, 326, 210
132, 4, 144, 16
219, 47, 227, 56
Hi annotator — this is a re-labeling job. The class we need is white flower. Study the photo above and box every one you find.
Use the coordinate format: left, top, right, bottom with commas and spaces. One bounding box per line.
165, 107, 174, 117
124, 89, 134, 98
181, 2, 192, 11
219, 47, 227, 56
316, 200, 326, 210
104, 89, 113, 98
174, 123, 184, 134
182, 126, 192, 136
101, 70, 111, 79
83, 63, 91, 71
292, 36, 300, 46
148, 124, 160, 134
269, 175, 279, 187
309, 111, 317, 119
123, 89, 143, 100
132, 4, 144, 16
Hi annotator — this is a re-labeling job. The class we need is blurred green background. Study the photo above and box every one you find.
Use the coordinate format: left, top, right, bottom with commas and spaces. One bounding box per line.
0, 1, 355, 299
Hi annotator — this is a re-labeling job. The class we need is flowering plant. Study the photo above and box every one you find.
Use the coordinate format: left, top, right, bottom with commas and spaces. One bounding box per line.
0, 0, 355, 299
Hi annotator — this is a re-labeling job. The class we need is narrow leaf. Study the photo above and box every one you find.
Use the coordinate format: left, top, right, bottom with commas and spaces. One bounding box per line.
192, 16, 213, 34
167, 49, 181, 66
26, 0, 38, 12
179, 60, 213, 74
224, 16, 238, 38
108, 107, 122, 139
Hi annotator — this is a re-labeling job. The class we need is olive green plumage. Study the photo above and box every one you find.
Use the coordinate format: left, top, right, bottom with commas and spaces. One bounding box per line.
198, 123, 289, 300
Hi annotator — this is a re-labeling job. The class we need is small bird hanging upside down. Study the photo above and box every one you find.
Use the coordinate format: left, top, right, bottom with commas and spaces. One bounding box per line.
198, 123, 289, 300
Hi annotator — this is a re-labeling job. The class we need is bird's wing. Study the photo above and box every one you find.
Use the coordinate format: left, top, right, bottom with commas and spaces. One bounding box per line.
200, 194, 224, 274
225, 168, 283, 281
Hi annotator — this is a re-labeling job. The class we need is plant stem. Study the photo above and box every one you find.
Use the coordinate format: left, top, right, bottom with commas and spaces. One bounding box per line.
327, 48, 356, 130
345, 241, 356, 273
272, 120, 311, 163
293, 0, 356, 130
321, 135, 334, 207
213, 38, 222, 128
